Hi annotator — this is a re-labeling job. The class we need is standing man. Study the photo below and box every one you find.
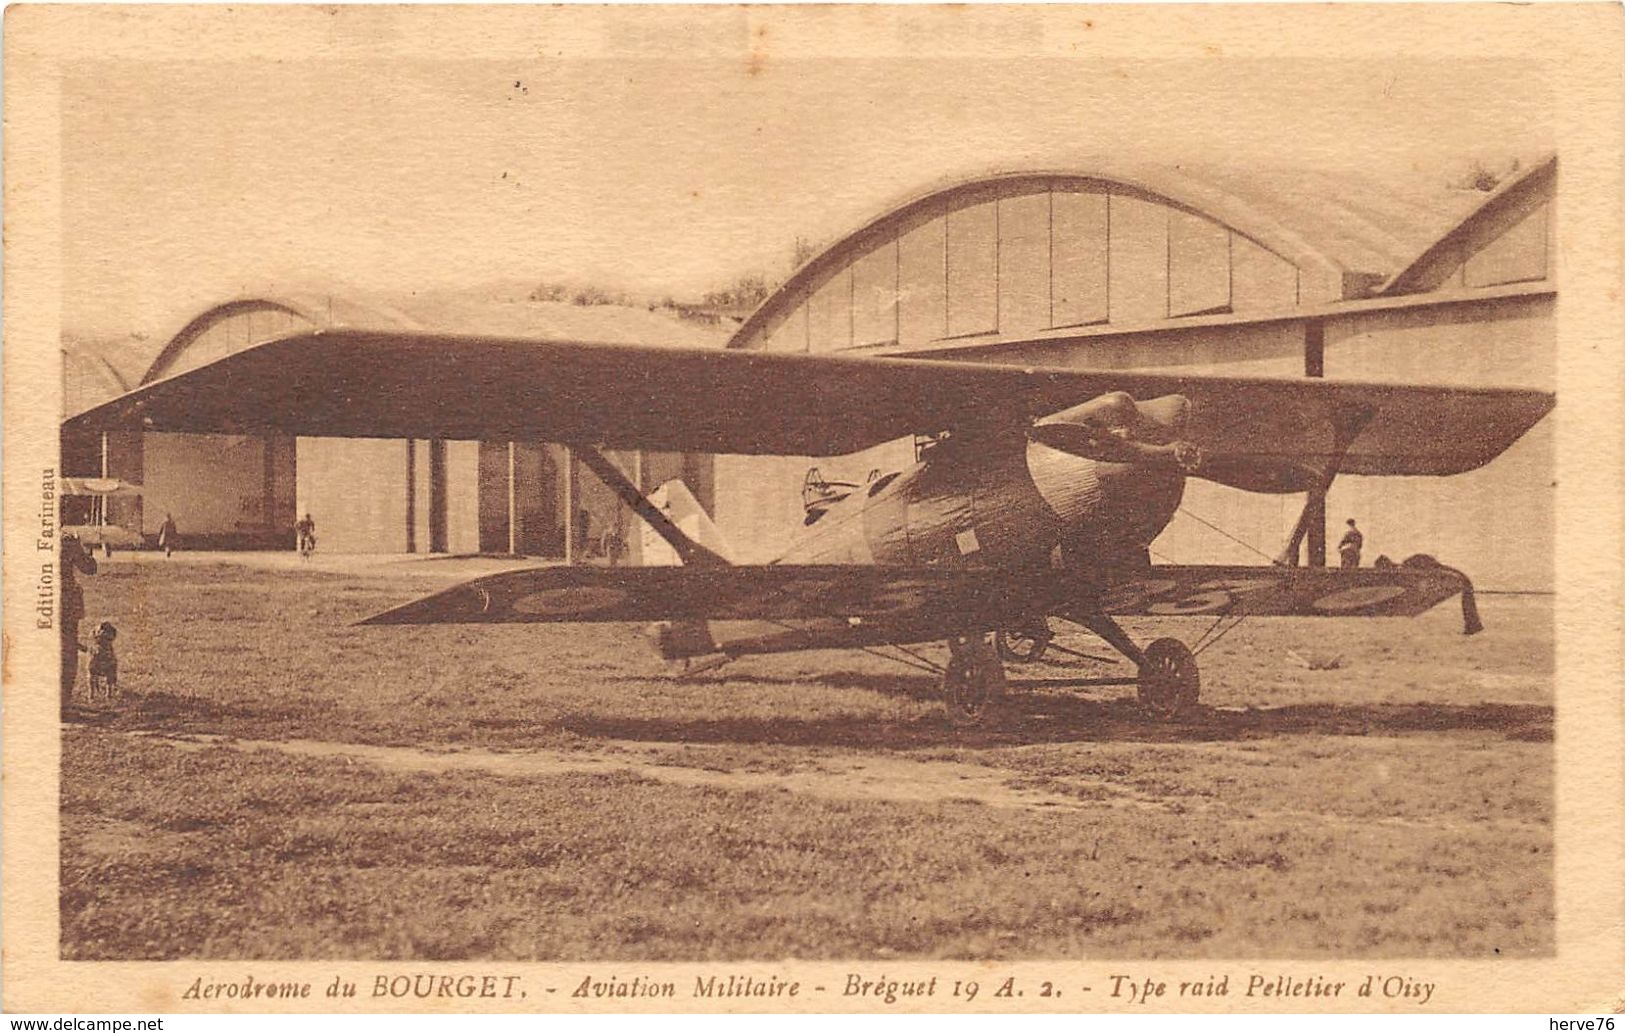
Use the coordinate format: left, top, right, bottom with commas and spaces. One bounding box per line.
158, 512, 179, 558
60, 533, 98, 718
295, 512, 316, 558
1338, 518, 1364, 569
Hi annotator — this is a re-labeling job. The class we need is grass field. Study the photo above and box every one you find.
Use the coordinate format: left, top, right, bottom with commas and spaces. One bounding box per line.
61, 557, 1553, 960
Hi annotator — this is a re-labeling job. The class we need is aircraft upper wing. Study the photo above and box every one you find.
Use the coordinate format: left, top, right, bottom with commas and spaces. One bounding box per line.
63, 330, 1552, 481
61, 477, 143, 497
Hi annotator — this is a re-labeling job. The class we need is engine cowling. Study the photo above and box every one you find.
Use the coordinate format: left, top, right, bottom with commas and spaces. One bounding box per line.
774, 439, 1184, 572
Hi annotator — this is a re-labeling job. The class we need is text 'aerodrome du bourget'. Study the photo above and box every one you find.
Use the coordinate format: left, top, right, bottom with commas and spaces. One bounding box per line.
180, 971, 1438, 1008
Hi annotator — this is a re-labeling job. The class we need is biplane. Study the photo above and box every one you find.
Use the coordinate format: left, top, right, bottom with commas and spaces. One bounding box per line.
63, 332, 1553, 724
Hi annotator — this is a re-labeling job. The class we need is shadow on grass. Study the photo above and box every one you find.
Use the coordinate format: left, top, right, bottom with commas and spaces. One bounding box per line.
98, 691, 311, 736
555, 693, 1553, 751
602, 670, 953, 702
103, 679, 1552, 754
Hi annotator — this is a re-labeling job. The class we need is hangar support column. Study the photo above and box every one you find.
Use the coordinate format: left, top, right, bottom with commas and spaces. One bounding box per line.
1304, 319, 1327, 567
405, 440, 417, 553
429, 439, 447, 553
508, 441, 518, 556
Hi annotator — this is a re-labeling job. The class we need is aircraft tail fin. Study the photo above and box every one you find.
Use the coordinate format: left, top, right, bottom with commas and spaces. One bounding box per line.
642, 480, 733, 566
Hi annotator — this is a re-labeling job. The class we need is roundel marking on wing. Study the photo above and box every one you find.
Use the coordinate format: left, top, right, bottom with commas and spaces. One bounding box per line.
1148, 590, 1234, 616
863, 579, 941, 616
512, 586, 631, 616
1311, 584, 1409, 612
771, 578, 842, 605
1147, 577, 1282, 615
1099, 578, 1179, 612
716, 576, 840, 619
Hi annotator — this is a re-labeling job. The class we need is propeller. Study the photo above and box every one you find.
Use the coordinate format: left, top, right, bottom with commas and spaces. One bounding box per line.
1028, 392, 1201, 470
1028, 391, 1331, 492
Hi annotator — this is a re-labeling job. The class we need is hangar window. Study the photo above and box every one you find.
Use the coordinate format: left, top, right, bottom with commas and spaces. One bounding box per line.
762, 306, 808, 352
1464, 201, 1548, 288
852, 240, 899, 347
1230, 234, 1299, 313
159, 305, 317, 382
898, 217, 947, 346
946, 201, 998, 337
997, 192, 1050, 336
807, 269, 853, 353
1107, 194, 1169, 324
1168, 209, 1231, 317
1051, 188, 1109, 327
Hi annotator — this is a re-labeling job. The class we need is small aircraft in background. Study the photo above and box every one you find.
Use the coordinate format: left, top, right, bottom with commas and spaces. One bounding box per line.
60, 476, 146, 553
66, 331, 1553, 724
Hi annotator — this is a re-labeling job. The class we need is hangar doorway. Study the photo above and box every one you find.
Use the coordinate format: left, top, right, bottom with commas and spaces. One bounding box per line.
467, 443, 715, 562
148, 432, 295, 549
569, 448, 640, 564
476, 441, 568, 558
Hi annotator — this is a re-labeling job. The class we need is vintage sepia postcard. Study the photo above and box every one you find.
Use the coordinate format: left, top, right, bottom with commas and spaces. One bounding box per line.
4, 3, 1622, 1017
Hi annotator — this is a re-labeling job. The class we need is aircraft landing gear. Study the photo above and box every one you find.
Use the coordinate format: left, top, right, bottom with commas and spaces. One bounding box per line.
942, 633, 1005, 727
1136, 637, 1200, 719
1075, 615, 1200, 719
996, 620, 1052, 663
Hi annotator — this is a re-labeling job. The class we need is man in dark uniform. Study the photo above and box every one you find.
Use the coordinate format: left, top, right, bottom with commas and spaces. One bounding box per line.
1338, 518, 1364, 569
158, 512, 179, 558
295, 512, 316, 557
61, 533, 98, 717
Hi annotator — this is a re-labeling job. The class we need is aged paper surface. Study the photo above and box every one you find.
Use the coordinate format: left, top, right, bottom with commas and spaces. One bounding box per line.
5, 3, 1622, 1015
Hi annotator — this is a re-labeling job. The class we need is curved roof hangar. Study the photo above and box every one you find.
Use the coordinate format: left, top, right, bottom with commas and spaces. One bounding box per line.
727, 161, 1491, 355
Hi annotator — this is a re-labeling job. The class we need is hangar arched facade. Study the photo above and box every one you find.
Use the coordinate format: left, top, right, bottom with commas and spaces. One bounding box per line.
715, 158, 1556, 590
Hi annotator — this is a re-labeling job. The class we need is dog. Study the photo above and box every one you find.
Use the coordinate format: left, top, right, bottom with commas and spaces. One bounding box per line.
82, 621, 119, 703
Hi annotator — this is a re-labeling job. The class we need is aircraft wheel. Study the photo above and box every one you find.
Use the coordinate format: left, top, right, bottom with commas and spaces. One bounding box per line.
1137, 637, 1199, 719
943, 634, 1005, 727
996, 622, 1052, 664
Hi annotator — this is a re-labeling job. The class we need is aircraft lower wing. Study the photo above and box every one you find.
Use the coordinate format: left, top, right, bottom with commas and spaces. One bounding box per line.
359, 564, 1054, 630
362, 559, 1474, 632
63, 330, 1552, 487
1090, 561, 1472, 621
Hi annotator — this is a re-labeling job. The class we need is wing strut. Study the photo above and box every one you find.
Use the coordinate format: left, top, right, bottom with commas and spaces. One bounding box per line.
1274, 406, 1373, 567
571, 445, 730, 567
1076, 614, 1148, 668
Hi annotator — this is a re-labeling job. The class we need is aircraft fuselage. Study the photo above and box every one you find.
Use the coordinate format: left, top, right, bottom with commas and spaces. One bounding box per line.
655, 438, 1185, 658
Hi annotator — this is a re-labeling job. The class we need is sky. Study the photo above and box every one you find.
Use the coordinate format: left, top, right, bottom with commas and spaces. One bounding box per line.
59, 22, 1552, 341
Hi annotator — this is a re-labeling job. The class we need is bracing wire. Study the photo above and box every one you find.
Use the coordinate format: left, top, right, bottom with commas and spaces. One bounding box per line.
1176, 506, 1276, 564
1193, 613, 1249, 656
1193, 611, 1229, 652
1166, 505, 1278, 655
859, 645, 943, 677
889, 641, 946, 675
758, 615, 944, 677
